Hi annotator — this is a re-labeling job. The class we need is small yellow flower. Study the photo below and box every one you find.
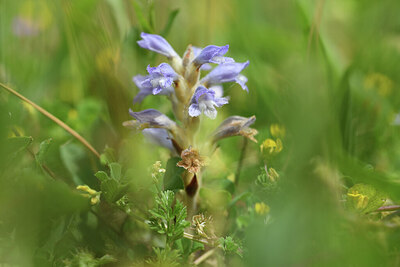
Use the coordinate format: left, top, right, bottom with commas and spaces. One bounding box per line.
90, 195, 100, 205
260, 138, 283, 154
270, 124, 286, 138
77, 185, 100, 205
260, 139, 276, 153
255, 202, 270, 215
347, 190, 369, 209
76, 185, 97, 196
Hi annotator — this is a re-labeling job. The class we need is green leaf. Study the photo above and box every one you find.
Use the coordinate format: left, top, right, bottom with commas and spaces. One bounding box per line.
218, 236, 242, 257
95, 171, 109, 182
109, 162, 122, 181
176, 238, 204, 260
132, 0, 153, 33
163, 157, 184, 192
148, 191, 190, 246
106, 0, 130, 39
60, 142, 86, 185
161, 9, 180, 37
35, 138, 52, 165
346, 183, 386, 213
101, 179, 121, 203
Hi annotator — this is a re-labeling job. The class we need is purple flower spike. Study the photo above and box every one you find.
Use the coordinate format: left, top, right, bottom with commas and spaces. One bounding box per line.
129, 109, 176, 130
201, 61, 249, 89
188, 86, 229, 119
141, 63, 178, 95
193, 45, 234, 65
137, 32, 178, 58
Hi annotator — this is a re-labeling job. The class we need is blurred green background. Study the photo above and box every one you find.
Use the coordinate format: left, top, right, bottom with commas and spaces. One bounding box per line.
1, 0, 400, 266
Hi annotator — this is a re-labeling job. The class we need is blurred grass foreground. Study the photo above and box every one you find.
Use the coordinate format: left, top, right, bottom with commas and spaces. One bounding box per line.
1, 0, 400, 266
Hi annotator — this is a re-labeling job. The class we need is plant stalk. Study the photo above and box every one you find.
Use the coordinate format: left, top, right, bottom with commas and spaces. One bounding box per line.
0, 82, 101, 158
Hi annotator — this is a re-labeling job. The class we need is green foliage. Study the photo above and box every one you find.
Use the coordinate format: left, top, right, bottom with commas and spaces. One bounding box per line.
64, 250, 116, 267
99, 147, 117, 166
35, 138, 52, 166
218, 236, 242, 257
161, 9, 180, 37
2, 0, 400, 265
175, 238, 204, 261
146, 247, 181, 267
95, 162, 126, 203
148, 190, 190, 247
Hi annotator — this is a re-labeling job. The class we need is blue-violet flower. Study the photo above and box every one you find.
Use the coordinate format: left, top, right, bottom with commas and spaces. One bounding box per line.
129, 109, 176, 130
193, 45, 234, 65
141, 63, 178, 95
201, 61, 249, 92
188, 86, 228, 119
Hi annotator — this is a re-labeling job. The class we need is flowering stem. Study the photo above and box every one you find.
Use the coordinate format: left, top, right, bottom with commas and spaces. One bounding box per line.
0, 82, 101, 159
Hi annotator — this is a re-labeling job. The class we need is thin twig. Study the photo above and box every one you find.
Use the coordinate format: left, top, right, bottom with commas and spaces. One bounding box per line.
194, 248, 218, 265
0, 82, 100, 158
183, 232, 214, 246
235, 138, 248, 186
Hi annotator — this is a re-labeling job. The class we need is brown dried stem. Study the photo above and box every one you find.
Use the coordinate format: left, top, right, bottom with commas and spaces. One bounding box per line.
0, 82, 100, 158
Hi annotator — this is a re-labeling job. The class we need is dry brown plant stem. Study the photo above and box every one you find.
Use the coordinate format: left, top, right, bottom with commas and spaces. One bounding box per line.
0, 82, 101, 158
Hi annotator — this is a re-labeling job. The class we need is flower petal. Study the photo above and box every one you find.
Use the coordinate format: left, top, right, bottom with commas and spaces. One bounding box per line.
129, 109, 176, 130
235, 74, 249, 92
188, 86, 228, 119
142, 63, 178, 95
189, 104, 201, 117
137, 32, 178, 58
201, 61, 249, 86
193, 45, 230, 65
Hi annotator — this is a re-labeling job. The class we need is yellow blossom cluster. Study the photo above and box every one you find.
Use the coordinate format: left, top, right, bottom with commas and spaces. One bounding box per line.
255, 202, 270, 215
77, 185, 101, 205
